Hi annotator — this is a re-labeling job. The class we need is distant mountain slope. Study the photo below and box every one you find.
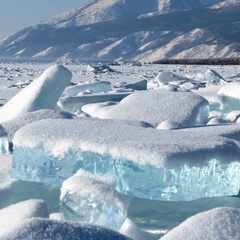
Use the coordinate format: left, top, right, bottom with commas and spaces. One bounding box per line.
0, 0, 239, 62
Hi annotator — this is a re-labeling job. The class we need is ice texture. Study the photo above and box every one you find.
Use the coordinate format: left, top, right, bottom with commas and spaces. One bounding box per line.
64, 81, 112, 96
60, 170, 129, 231
100, 90, 209, 127
0, 64, 72, 123
12, 118, 240, 201
161, 207, 240, 240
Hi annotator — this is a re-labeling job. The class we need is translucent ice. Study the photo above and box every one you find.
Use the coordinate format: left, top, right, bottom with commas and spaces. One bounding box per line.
64, 81, 112, 96
58, 92, 131, 114
60, 170, 129, 231
12, 118, 240, 201
0, 64, 72, 123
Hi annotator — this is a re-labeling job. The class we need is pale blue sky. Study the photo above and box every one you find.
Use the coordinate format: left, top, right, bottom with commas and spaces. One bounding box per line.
0, 0, 92, 40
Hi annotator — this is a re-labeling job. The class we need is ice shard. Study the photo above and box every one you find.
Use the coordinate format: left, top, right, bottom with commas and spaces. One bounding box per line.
60, 170, 129, 231
0, 64, 72, 123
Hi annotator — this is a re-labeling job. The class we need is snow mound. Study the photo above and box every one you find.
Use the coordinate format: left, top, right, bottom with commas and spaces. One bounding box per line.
0, 199, 48, 238
100, 90, 209, 127
161, 207, 240, 240
0, 65, 72, 123
2, 218, 131, 240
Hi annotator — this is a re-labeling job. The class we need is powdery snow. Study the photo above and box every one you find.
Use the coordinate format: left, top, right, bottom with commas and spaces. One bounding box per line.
161, 207, 240, 240
0, 199, 48, 238
100, 90, 209, 127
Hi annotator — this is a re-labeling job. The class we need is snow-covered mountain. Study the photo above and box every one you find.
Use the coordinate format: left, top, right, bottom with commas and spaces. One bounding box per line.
0, 0, 239, 62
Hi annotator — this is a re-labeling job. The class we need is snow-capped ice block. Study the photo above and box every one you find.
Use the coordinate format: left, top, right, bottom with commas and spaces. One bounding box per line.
2, 109, 74, 142
124, 79, 147, 90
100, 90, 209, 127
60, 170, 129, 231
0, 64, 72, 123
58, 92, 131, 114
0, 125, 9, 155
12, 118, 240, 201
64, 81, 112, 96
155, 71, 192, 86
0, 199, 48, 238
2, 218, 131, 240
195, 69, 225, 84
161, 207, 240, 240
217, 82, 240, 115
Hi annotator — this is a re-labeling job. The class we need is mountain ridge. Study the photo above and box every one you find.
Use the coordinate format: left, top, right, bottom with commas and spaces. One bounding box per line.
0, 0, 239, 63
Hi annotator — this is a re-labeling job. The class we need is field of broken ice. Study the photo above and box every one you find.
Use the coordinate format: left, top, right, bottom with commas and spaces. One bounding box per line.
0, 62, 239, 239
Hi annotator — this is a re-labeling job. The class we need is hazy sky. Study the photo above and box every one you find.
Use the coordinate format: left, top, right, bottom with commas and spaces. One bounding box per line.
0, 0, 92, 40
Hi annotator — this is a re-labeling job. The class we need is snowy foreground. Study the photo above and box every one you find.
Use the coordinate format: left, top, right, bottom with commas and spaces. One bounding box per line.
0, 62, 239, 239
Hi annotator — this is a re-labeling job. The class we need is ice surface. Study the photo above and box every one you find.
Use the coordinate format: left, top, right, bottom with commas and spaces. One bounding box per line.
0, 64, 72, 123
100, 90, 209, 127
12, 118, 240, 200
0, 155, 61, 213
64, 81, 112, 96
60, 170, 129, 231
128, 195, 240, 233
161, 207, 240, 240
2, 218, 131, 240
0, 199, 48, 238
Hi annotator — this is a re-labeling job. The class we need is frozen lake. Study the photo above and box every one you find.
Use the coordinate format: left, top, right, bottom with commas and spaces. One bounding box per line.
0, 62, 239, 240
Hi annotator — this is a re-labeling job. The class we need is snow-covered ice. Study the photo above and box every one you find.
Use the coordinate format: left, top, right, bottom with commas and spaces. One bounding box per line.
60, 170, 129, 231
11, 118, 240, 200
64, 80, 112, 96
0, 62, 239, 239
99, 90, 209, 127
0, 64, 71, 123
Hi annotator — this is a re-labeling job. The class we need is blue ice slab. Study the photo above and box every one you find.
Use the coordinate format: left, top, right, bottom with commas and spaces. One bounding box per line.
11, 118, 240, 201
